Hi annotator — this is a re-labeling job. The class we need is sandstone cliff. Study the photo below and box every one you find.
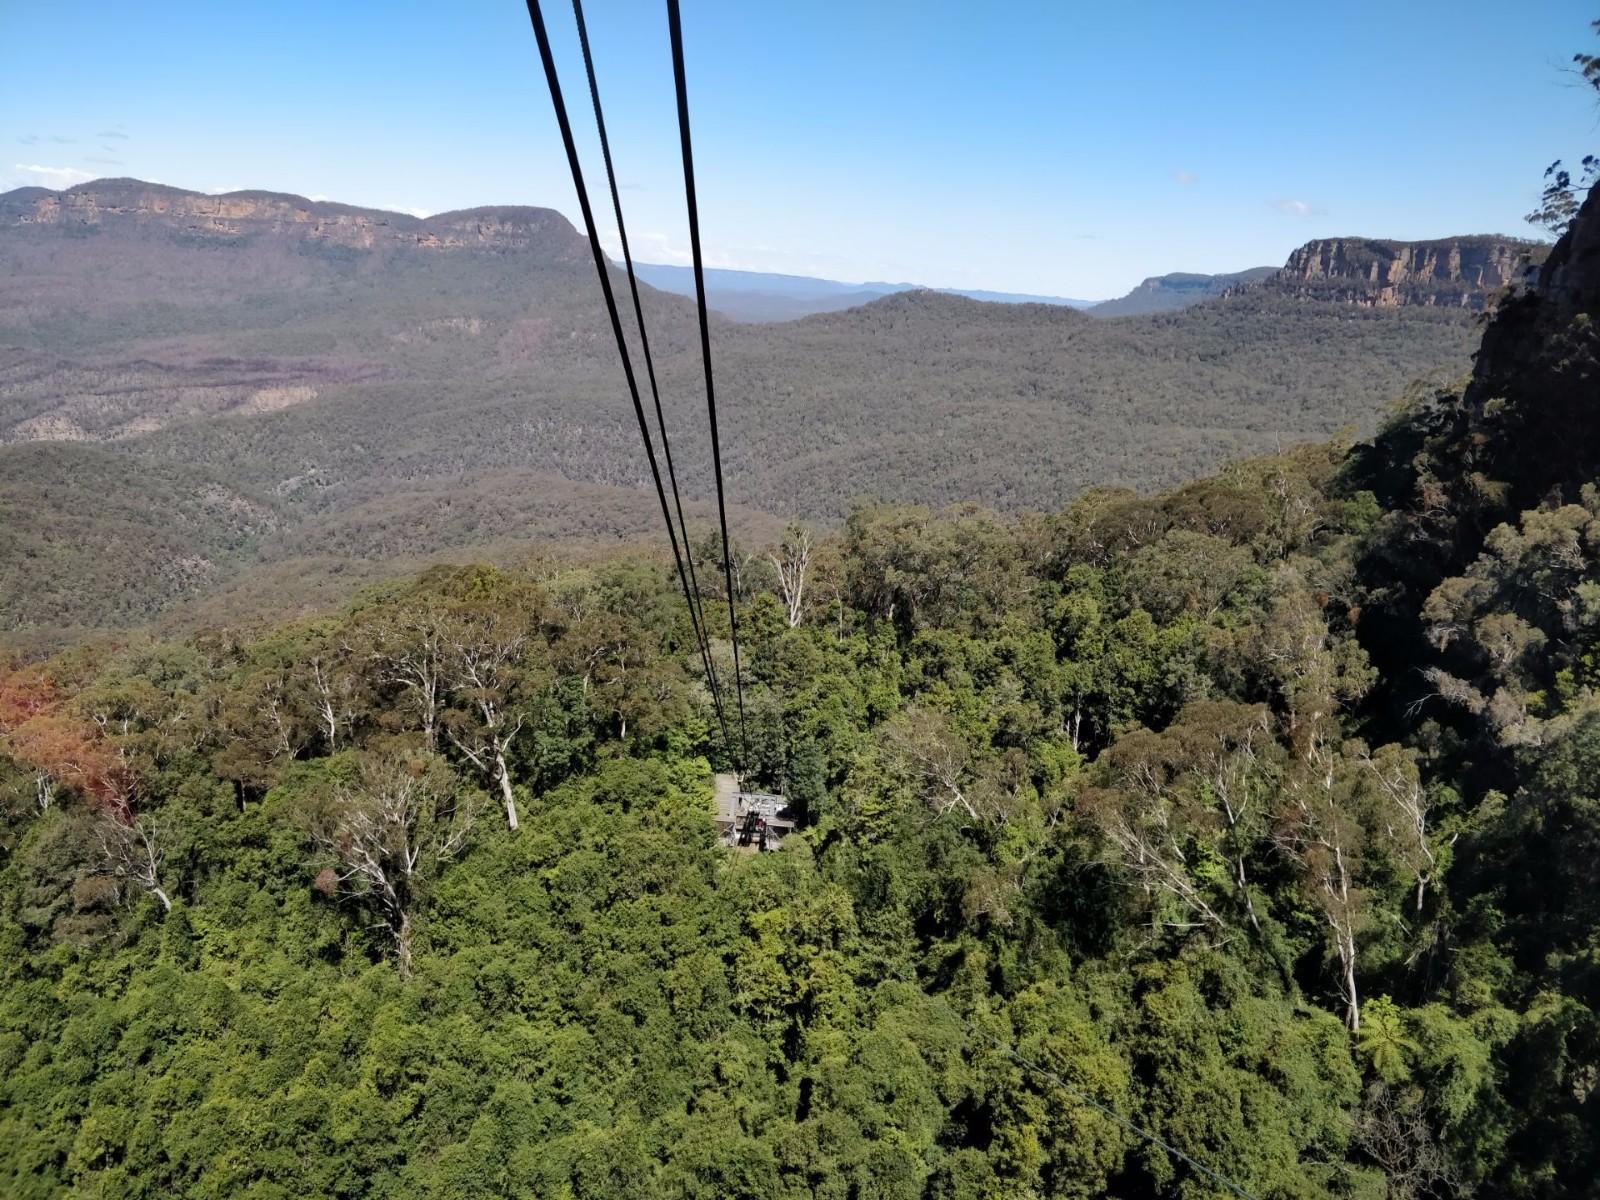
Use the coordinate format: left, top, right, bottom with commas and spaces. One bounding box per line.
0, 178, 589, 261
1260, 235, 1548, 309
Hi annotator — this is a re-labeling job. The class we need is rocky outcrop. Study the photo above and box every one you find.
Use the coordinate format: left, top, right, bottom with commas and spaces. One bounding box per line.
1348, 188, 1600, 580
1264, 236, 1548, 309
1537, 190, 1600, 312
0, 178, 589, 261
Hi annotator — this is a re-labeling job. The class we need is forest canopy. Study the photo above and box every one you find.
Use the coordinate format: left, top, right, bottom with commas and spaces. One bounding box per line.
5, 276, 1600, 1198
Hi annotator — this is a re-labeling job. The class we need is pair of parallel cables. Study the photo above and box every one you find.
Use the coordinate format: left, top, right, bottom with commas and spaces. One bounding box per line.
522, 0, 748, 774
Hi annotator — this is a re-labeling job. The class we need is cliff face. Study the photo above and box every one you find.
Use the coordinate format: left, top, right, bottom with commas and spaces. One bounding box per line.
1268, 236, 1547, 309
1538, 189, 1600, 312
0, 178, 588, 261
1350, 188, 1600, 590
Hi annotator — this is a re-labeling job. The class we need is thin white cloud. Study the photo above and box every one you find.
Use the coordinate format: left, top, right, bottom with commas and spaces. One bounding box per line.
18, 134, 39, 145
1174, 168, 1197, 185
14, 163, 94, 185
49, 135, 75, 144
624, 229, 692, 266
1274, 197, 1318, 217
593, 225, 915, 279
97, 130, 130, 140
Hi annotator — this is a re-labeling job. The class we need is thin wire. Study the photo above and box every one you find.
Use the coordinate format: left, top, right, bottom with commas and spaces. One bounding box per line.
569, 0, 732, 758
956, 1014, 1262, 1200
522, 0, 732, 758
666, 0, 749, 772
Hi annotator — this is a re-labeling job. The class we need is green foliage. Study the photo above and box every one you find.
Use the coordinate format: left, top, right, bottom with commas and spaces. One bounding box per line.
7, 354, 1600, 1190
1357, 998, 1421, 1083
0, 416, 1558, 1198
1526, 21, 1599, 237
0, 461, 1400, 1198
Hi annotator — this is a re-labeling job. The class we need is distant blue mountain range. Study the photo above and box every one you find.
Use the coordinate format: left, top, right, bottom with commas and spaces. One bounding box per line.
631, 263, 1098, 322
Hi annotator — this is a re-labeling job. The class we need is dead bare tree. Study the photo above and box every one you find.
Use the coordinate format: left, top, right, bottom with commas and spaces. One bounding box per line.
441, 608, 535, 831
1178, 702, 1275, 933
769, 522, 814, 628
303, 628, 374, 756
882, 706, 988, 826
368, 604, 450, 752
1078, 769, 1234, 937
1078, 704, 1280, 940
1358, 744, 1439, 916
308, 653, 344, 754
96, 814, 172, 913
33, 769, 53, 812
1276, 729, 1368, 1031
309, 755, 479, 976
1353, 1083, 1467, 1200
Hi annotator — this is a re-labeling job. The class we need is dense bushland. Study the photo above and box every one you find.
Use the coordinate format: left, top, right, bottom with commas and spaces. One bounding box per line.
4, 243, 1600, 1197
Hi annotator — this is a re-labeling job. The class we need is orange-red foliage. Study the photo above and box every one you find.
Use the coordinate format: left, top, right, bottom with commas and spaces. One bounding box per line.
0, 663, 133, 816
0, 662, 60, 733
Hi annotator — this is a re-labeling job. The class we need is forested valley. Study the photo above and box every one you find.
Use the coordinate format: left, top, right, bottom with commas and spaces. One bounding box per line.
2, 166, 1598, 1198
0, 176, 1489, 645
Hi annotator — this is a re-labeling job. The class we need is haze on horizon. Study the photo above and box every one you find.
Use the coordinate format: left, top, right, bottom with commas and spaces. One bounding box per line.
0, 0, 1594, 298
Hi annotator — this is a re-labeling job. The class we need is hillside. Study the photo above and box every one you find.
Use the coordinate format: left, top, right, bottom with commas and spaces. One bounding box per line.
1, 178, 1494, 639
1087, 266, 1277, 316
631, 262, 1095, 322
631, 263, 904, 321
2, 180, 1597, 1200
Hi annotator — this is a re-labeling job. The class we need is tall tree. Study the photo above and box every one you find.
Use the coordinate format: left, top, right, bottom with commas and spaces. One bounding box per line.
305, 753, 479, 975
440, 595, 545, 831
769, 521, 814, 629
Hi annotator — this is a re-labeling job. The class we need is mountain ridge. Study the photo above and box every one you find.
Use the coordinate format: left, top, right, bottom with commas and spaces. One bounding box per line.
1087, 266, 1278, 317
0, 176, 1488, 639
2, 179, 1547, 321
0, 178, 590, 259
631, 261, 1095, 322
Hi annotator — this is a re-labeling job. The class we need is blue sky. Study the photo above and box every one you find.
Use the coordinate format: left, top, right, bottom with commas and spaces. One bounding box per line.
2, 1, 1596, 298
